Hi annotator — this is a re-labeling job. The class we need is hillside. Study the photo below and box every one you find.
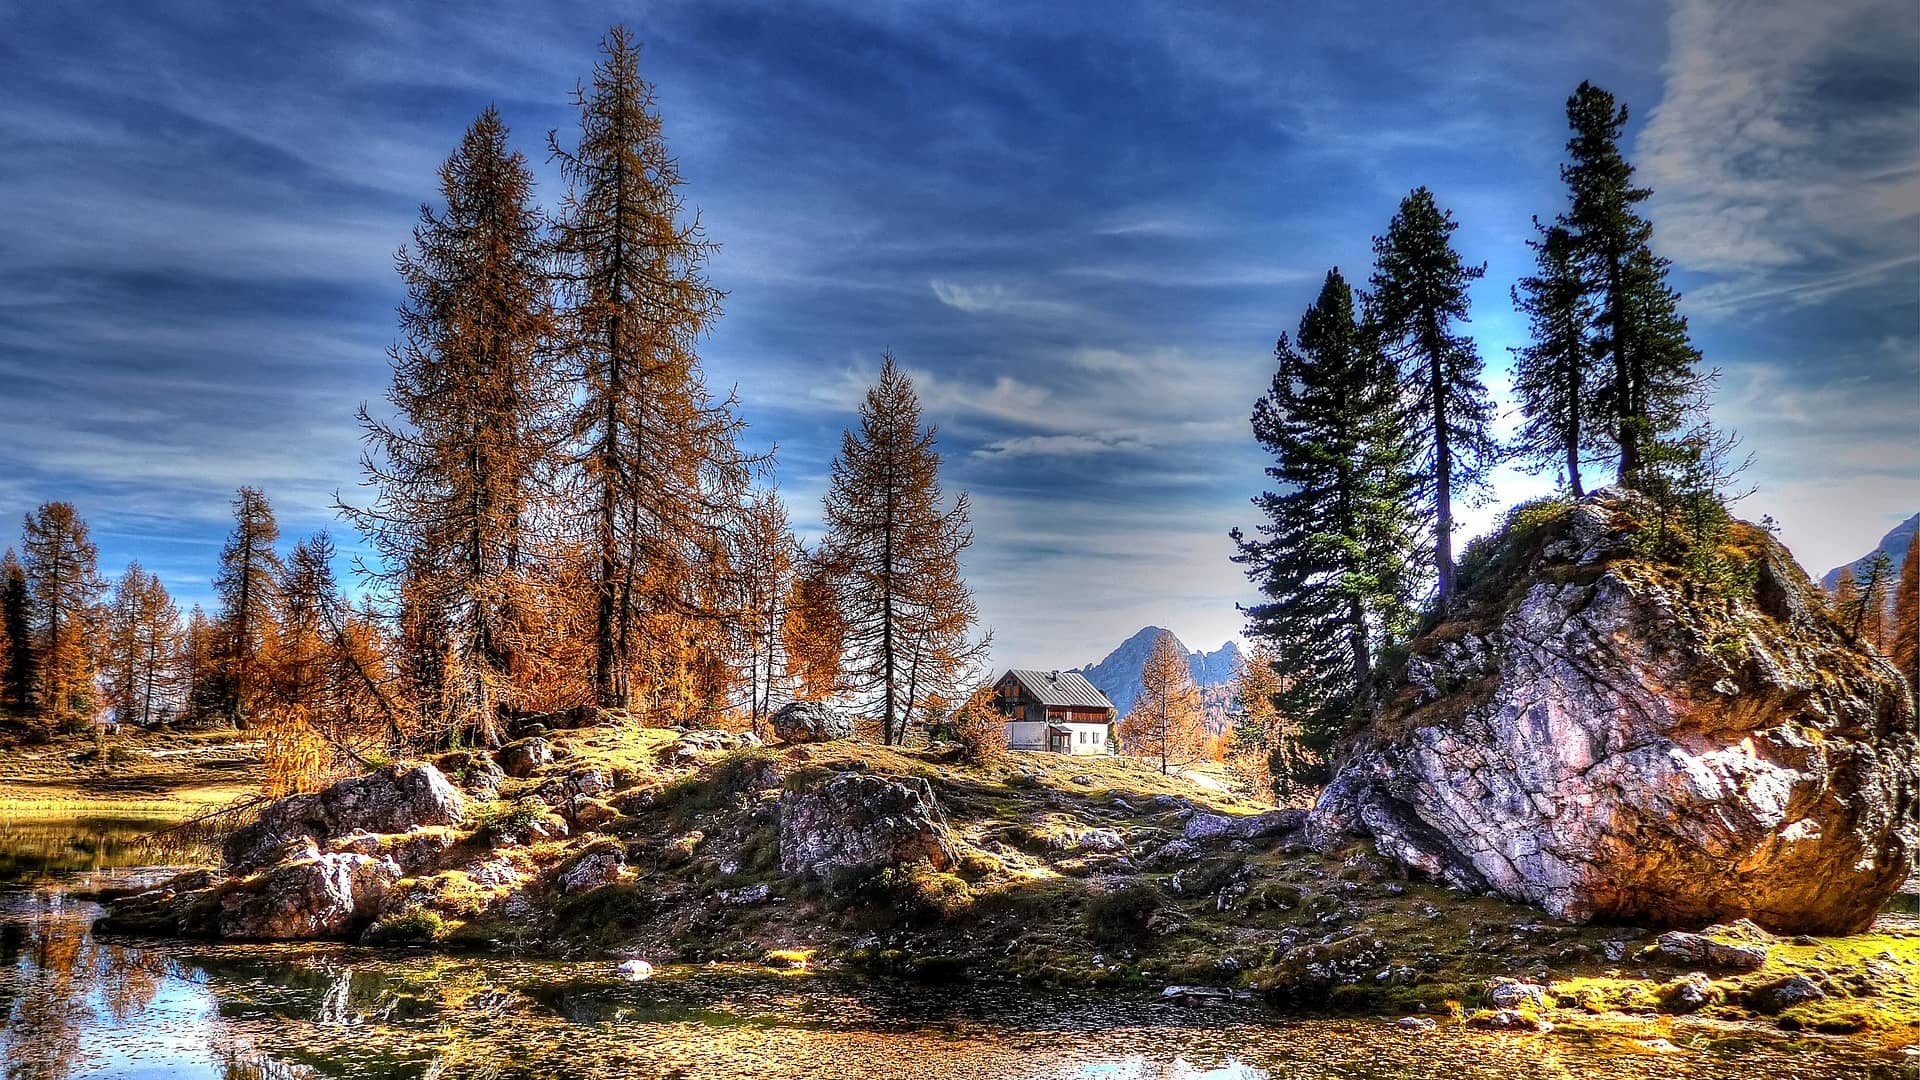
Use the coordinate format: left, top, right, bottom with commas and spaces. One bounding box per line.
1822, 512, 1918, 590
1075, 626, 1241, 718
95, 722, 1920, 1050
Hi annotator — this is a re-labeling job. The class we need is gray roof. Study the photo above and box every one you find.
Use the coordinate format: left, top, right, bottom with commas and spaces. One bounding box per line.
1003, 669, 1115, 710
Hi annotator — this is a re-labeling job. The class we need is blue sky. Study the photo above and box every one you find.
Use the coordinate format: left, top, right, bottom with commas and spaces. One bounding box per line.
1, 0, 1914, 668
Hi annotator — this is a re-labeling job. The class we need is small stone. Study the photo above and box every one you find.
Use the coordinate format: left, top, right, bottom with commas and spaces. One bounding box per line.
1660, 972, 1713, 1013
1159, 985, 1236, 1007
618, 958, 654, 981
719, 882, 771, 906
1396, 1016, 1437, 1032
1652, 931, 1768, 972
559, 848, 626, 894
1466, 1009, 1552, 1033
769, 701, 854, 743
1484, 977, 1550, 1010
497, 738, 554, 779
1752, 974, 1826, 1013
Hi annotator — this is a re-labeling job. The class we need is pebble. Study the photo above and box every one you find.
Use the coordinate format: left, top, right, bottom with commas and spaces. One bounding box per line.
618, 958, 655, 981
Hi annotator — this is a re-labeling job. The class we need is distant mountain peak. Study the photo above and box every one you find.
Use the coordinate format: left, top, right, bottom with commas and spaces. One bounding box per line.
1822, 512, 1918, 590
1072, 626, 1242, 719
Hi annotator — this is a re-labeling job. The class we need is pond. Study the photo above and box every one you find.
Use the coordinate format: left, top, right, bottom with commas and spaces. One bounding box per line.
0, 814, 1910, 1080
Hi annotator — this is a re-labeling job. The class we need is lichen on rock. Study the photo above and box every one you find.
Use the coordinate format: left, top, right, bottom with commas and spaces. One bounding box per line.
1310, 488, 1919, 934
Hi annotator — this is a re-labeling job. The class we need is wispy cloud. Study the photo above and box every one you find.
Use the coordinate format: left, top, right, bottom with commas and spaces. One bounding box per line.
1641, 0, 1920, 311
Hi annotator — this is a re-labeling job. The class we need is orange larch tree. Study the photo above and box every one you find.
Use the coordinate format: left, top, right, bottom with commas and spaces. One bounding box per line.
20, 502, 105, 732
822, 356, 986, 745
342, 106, 562, 748
1121, 631, 1206, 774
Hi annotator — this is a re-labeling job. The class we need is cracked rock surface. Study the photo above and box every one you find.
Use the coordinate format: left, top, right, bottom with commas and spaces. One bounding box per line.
1311, 489, 1918, 934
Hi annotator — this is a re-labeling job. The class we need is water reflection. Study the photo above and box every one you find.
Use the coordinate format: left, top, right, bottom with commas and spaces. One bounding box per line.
0, 820, 1910, 1080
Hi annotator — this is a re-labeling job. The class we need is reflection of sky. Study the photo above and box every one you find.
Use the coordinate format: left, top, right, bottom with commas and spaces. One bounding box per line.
80, 969, 226, 1080
1, 1, 1915, 669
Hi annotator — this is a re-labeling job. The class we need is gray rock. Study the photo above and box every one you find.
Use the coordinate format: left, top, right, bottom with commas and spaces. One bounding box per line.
777, 772, 956, 875
1468, 1009, 1552, 1033
1308, 489, 1919, 935
1184, 809, 1308, 843
497, 737, 554, 778
769, 701, 854, 744
216, 852, 401, 939
1397, 1016, 1438, 1032
1661, 972, 1714, 1013
719, 882, 772, 905
1652, 931, 1769, 972
1752, 974, 1826, 1013
1158, 985, 1238, 1007
674, 729, 763, 760
223, 764, 467, 870
560, 848, 627, 894
1484, 976, 1550, 1010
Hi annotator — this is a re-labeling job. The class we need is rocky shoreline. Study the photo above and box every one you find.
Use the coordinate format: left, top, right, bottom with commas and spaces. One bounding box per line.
90, 721, 1920, 1052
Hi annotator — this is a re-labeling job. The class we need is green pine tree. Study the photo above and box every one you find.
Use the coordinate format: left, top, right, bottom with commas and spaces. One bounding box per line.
1511, 223, 1600, 496
1, 549, 34, 716
1232, 269, 1418, 786
1556, 81, 1703, 487
1367, 187, 1497, 609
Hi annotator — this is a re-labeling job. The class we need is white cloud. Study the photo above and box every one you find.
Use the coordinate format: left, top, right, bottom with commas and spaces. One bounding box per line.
1642, 0, 1920, 309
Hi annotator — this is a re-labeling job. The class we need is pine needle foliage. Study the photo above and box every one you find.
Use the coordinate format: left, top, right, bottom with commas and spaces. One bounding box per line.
342, 106, 561, 748
823, 355, 986, 745
1367, 186, 1498, 608
1120, 630, 1207, 775
1232, 270, 1419, 784
1555, 82, 1705, 487
547, 26, 756, 715
21, 502, 105, 732
1510, 223, 1601, 496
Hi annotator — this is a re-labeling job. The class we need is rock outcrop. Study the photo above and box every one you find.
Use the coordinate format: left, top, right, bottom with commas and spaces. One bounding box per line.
1311, 489, 1919, 934
777, 772, 955, 875
769, 701, 853, 744
223, 764, 467, 869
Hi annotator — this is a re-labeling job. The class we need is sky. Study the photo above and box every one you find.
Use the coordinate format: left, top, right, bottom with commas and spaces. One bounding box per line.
0, 0, 1915, 670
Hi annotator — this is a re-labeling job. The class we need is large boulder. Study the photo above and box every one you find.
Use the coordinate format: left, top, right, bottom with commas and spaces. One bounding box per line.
224, 764, 467, 870
216, 853, 402, 939
1311, 490, 1919, 934
778, 772, 956, 875
769, 701, 854, 744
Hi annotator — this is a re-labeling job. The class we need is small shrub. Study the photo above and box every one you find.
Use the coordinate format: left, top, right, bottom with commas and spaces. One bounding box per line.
947, 686, 1007, 766
1083, 882, 1160, 943
478, 797, 543, 842
365, 907, 447, 944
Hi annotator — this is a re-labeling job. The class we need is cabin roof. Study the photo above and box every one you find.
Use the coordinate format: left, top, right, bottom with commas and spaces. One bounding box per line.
1001, 668, 1114, 710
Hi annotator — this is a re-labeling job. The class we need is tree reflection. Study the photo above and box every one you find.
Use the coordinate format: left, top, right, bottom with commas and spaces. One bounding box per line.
2, 901, 172, 1080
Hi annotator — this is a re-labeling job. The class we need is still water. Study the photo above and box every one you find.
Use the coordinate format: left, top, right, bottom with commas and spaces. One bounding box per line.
0, 815, 1909, 1080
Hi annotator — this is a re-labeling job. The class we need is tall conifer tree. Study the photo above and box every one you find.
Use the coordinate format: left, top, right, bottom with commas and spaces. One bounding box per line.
823, 356, 984, 745
101, 562, 182, 727
213, 487, 281, 728
549, 26, 750, 711
1557, 82, 1702, 485
344, 107, 560, 747
0, 549, 32, 717
21, 502, 105, 730
1368, 187, 1496, 607
1511, 223, 1600, 496
1232, 270, 1417, 781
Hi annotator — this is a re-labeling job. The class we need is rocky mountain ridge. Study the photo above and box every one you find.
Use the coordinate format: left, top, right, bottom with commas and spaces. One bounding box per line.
1821, 512, 1917, 590
1075, 626, 1241, 718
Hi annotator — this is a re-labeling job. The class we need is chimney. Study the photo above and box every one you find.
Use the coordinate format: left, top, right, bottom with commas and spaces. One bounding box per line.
1048, 670, 1059, 682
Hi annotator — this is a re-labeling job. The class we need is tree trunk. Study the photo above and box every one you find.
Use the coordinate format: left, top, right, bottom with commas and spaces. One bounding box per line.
1424, 312, 1455, 608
